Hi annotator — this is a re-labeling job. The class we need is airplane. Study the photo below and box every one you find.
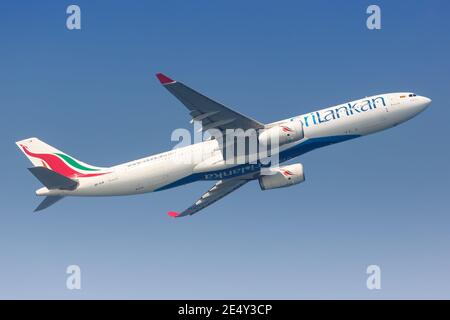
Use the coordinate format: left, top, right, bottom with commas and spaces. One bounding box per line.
16, 73, 431, 217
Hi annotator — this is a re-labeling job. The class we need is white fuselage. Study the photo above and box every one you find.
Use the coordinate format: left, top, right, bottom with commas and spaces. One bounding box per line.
38, 92, 430, 197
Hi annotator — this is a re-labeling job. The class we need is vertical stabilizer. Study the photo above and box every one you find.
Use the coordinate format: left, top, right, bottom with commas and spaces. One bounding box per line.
16, 137, 109, 178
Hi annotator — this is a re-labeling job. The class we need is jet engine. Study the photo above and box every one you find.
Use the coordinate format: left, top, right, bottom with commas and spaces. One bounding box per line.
258, 121, 304, 147
258, 163, 305, 190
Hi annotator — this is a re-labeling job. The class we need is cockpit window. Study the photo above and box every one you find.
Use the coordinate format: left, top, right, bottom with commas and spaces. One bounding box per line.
408, 93, 417, 97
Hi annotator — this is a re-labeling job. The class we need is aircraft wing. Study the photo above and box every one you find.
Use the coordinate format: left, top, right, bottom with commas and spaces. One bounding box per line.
156, 73, 264, 133
167, 178, 251, 218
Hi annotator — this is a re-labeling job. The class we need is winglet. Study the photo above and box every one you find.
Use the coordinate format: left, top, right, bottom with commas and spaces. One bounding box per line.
156, 73, 176, 85
167, 211, 180, 218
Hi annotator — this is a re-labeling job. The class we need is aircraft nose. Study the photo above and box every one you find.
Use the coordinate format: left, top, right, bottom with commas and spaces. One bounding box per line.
422, 97, 431, 107
419, 96, 432, 111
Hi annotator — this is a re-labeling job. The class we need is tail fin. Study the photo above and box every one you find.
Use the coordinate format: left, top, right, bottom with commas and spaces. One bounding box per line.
16, 137, 108, 178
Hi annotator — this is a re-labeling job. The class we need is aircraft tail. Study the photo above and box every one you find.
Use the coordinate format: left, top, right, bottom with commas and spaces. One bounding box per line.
26, 167, 77, 212
28, 167, 78, 190
16, 137, 108, 178
34, 196, 64, 212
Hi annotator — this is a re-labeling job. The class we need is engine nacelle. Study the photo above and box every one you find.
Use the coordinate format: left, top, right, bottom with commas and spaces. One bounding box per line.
258, 163, 305, 190
258, 121, 304, 147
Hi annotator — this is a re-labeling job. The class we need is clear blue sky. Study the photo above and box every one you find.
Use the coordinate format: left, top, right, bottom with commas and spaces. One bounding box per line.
0, 0, 449, 299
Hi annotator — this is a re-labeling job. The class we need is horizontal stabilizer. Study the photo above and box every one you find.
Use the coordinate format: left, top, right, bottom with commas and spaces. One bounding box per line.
28, 167, 78, 190
35, 196, 64, 212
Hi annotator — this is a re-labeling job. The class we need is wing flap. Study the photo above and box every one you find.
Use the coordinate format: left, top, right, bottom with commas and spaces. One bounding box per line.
156, 73, 264, 132
168, 178, 250, 218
